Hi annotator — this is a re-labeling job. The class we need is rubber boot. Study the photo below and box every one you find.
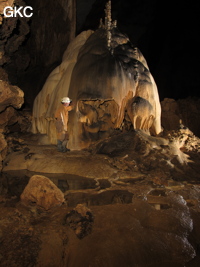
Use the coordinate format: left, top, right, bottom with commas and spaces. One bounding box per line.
62, 140, 70, 152
57, 140, 63, 152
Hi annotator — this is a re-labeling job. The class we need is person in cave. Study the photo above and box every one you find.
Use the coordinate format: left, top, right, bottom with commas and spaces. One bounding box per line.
55, 97, 73, 152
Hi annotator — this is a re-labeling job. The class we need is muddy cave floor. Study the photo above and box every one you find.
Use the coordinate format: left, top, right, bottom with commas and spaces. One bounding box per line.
1, 130, 200, 266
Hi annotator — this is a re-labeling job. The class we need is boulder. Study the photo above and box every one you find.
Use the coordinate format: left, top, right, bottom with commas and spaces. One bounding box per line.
20, 175, 65, 210
65, 204, 94, 239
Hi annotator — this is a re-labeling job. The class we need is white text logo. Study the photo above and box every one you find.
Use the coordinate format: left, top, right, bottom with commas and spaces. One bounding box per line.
3, 6, 33, 18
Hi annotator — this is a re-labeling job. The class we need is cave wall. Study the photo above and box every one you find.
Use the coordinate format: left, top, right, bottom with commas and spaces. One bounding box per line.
17, 0, 76, 106
0, 0, 76, 169
1, 0, 76, 107
0, 0, 30, 67
25, 0, 76, 69
161, 97, 200, 137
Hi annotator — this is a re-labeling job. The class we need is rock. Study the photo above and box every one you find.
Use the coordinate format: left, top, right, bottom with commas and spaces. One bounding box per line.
161, 98, 180, 131
161, 97, 200, 137
0, 80, 24, 113
0, 70, 24, 171
20, 175, 65, 210
65, 204, 94, 239
0, 0, 30, 67
0, 107, 18, 130
177, 97, 200, 137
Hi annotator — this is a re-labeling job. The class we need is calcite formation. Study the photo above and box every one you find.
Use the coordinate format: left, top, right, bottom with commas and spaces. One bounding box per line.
32, 2, 161, 150
68, 26, 162, 148
32, 30, 94, 143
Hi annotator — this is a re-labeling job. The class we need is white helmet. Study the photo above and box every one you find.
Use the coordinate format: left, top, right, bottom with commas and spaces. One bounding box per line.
61, 97, 71, 103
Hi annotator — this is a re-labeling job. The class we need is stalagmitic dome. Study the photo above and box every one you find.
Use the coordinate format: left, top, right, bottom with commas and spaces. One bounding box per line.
32, 26, 162, 150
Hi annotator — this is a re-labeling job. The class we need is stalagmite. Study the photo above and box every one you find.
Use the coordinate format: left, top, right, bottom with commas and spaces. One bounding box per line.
32, 1, 162, 150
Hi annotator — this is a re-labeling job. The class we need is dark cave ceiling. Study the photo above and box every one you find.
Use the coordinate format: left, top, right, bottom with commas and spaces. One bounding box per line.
78, 0, 200, 100
1, 0, 200, 105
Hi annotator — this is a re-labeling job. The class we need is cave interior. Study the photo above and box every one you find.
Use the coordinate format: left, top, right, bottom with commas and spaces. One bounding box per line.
0, 1, 200, 266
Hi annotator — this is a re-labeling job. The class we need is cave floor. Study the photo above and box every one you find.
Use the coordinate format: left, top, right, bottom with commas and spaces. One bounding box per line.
0, 131, 200, 266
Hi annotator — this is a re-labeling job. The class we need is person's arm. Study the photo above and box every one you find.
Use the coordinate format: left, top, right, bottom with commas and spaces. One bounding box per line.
67, 104, 73, 111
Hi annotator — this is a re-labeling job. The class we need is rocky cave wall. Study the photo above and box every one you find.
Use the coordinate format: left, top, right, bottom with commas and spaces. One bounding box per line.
0, 0, 76, 169
20, 0, 76, 106
0, 0, 25, 169
0, 0, 76, 106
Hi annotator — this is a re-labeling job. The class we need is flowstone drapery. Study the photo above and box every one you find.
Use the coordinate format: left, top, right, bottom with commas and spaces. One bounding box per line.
31, 30, 93, 144
32, 11, 161, 150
